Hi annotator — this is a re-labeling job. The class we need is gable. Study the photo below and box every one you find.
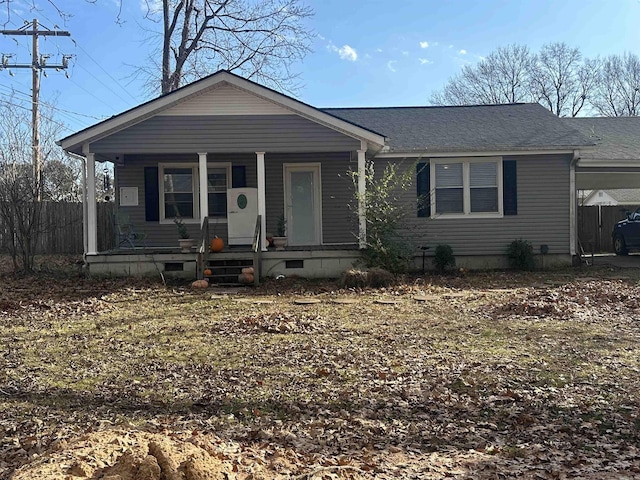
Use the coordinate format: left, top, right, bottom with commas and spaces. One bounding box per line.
157, 83, 291, 116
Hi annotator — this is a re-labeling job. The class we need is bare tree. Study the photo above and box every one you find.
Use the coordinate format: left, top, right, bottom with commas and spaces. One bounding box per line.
138, 0, 315, 95
529, 42, 598, 117
591, 53, 640, 116
0, 94, 73, 271
431, 44, 536, 106
1, 0, 314, 95
431, 42, 599, 117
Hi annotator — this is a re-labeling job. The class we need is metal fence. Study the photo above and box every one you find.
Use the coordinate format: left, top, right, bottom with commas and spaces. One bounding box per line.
0, 201, 115, 254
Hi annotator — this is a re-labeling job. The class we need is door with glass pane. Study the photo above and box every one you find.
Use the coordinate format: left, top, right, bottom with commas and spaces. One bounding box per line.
284, 164, 321, 246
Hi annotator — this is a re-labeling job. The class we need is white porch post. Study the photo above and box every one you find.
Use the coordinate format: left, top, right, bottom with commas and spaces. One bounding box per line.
81, 157, 88, 255
256, 151, 267, 251
198, 152, 208, 223
82, 145, 98, 255
357, 143, 367, 249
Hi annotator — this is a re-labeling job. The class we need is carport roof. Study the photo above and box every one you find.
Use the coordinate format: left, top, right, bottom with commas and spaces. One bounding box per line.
565, 117, 640, 161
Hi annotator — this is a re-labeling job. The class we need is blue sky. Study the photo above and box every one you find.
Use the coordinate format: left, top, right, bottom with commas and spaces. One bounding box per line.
1, 0, 639, 136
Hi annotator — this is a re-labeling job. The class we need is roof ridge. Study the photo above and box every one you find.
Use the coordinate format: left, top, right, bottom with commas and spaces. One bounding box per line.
323, 103, 532, 111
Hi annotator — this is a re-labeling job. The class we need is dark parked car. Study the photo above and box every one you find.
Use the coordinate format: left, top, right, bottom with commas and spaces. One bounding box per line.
612, 207, 640, 255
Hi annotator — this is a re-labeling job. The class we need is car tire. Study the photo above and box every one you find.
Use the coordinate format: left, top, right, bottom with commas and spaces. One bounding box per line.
613, 235, 628, 256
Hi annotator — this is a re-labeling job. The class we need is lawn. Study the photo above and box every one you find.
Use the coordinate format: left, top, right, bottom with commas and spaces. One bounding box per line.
1, 262, 640, 479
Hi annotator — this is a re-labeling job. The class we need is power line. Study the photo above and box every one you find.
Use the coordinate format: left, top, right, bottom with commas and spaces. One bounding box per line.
0, 83, 105, 121
69, 38, 139, 103
0, 19, 71, 198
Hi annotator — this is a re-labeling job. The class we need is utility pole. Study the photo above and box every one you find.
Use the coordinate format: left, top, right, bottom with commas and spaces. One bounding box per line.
0, 19, 71, 198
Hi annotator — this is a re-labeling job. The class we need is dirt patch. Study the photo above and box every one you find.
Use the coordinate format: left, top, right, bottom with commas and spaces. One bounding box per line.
12, 430, 235, 480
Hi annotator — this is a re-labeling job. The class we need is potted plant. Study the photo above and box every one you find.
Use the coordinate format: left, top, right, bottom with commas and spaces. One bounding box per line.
174, 218, 194, 252
272, 214, 287, 250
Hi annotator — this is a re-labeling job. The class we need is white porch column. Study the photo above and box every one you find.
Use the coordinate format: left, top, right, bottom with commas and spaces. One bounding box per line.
81, 157, 88, 255
357, 143, 367, 249
83, 145, 98, 255
198, 152, 208, 223
256, 151, 268, 251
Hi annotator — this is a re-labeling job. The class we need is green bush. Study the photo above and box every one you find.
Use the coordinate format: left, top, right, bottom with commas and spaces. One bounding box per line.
433, 244, 455, 273
507, 239, 535, 270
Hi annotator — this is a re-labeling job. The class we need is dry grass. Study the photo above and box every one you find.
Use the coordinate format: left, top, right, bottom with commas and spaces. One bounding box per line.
1, 259, 640, 478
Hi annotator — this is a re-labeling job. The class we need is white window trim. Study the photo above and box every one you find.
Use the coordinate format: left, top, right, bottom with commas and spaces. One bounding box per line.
159, 162, 231, 224
430, 157, 503, 219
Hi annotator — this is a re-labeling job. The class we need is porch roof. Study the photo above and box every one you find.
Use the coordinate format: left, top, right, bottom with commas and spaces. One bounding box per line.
57, 70, 387, 157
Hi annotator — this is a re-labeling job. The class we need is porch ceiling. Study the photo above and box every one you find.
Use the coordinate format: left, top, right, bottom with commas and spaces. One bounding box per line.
577, 170, 640, 190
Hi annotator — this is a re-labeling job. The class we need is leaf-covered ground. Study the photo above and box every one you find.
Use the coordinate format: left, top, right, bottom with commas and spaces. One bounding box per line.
1, 259, 640, 479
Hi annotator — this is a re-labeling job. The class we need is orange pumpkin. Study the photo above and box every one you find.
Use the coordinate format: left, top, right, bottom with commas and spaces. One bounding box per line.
210, 236, 224, 253
238, 273, 254, 284
203, 268, 212, 276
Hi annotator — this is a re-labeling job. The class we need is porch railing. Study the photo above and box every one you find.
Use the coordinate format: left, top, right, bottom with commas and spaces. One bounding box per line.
252, 215, 262, 286
196, 216, 209, 279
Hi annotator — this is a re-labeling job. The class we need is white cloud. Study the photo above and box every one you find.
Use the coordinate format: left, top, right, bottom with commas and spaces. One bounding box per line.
387, 60, 397, 73
419, 41, 429, 49
376, 48, 383, 53
141, 0, 163, 14
458, 49, 467, 55
419, 58, 433, 65
327, 43, 358, 62
402, 51, 409, 56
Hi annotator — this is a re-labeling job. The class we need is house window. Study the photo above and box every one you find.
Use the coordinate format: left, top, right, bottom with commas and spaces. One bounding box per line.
163, 167, 195, 219
208, 167, 228, 217
435, 163, 463, 214
159, 163, 232, 222
470, 162, 498, 212
432, 158, 502, 217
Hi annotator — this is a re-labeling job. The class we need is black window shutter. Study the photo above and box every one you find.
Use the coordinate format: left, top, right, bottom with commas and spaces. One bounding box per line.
503, 160, 517, 216
232, 165, 247, 188
144, 167, 159, 222
416, 162, 430, 218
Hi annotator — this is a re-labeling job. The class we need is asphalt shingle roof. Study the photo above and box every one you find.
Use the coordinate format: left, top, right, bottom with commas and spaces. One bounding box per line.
564, 117, 640, 161
324, 103, 593, 153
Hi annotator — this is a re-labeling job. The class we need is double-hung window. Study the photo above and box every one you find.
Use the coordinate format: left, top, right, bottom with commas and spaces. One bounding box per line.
159, 163, 231, 222
163, 167, 195, 219
432, 157, 502, 217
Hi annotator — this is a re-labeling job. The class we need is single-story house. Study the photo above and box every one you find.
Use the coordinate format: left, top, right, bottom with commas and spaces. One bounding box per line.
59, 70, 603, 279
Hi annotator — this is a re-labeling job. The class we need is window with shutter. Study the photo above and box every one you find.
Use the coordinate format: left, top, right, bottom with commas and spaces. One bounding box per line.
427, 157, 504, 218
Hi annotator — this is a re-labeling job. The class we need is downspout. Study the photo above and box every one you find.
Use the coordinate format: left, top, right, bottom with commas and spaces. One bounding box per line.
67, 152, 88, 262
570, 150, 580, 259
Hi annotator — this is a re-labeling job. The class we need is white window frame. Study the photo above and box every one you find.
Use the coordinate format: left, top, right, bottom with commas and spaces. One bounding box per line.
159, 162, 231, 224
430, 157, 503, 219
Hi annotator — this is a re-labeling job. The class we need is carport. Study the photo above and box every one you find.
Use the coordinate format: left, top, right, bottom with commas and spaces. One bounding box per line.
566, 117, 640, 254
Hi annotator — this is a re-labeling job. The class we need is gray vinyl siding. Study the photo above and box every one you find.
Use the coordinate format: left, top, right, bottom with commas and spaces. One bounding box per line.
91, 115, 361, 154
114, 152, 356, 247
115, 154, 257, 246
264, 152, 357, 244
393, 154, 572, 255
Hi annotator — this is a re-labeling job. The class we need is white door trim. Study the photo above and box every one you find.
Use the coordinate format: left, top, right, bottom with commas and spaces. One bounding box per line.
283, 163, 322, 246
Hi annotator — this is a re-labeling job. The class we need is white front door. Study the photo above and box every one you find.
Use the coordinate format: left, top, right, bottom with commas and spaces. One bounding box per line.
284, 164, 321, 246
